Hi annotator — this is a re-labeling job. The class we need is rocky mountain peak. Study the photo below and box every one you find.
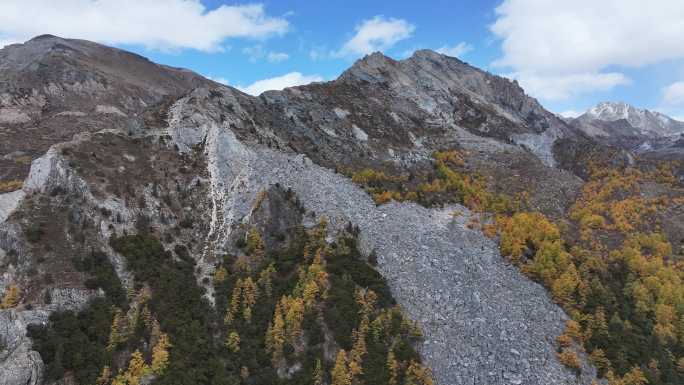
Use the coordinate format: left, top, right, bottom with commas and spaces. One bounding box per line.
581, 101, 684, 137
586, 101, 635, 120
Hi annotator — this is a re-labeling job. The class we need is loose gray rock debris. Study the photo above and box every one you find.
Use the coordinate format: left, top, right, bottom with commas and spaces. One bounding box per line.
182, 121, 595, 385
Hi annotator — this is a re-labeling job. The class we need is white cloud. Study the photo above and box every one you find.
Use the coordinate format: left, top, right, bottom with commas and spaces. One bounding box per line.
490, 0, 684, 100
237, 72, 323, 96
0, 0, 288, 52
436, 42, 473, 58
336, 16, 414, 57
267, 52, 289, 62
663, 81, 684, 106
505, 71, 630, 101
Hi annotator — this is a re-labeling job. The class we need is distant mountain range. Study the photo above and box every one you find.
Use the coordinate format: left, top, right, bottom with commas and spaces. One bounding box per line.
567, 101, 684, 154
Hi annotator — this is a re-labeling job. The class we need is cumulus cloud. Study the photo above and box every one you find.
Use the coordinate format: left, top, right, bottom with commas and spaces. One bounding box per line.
490, 0, 684, 100
663, 81, 684, 106
0, 0, 288, 52
436, 42, 473, 58
506, 71, 630, 101
237, 72, 323, 96
336, 16, 414, 57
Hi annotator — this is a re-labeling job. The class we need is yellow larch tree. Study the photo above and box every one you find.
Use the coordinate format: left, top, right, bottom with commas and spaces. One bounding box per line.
404, 360, 434, 385
281, 296, 305, 346
241, 277, 258, 323
225, 331, 241, 353
225, 278, 242, 326
96, 365, 112, 385
151, 332, 171, 375
331, 350, 352, 385
107, 307, 125, 351
246, 227, 265, 260
113, 350, 151, 385
0, 284, 20, 309
213, 266, 228, 283
265, 304, 286, 366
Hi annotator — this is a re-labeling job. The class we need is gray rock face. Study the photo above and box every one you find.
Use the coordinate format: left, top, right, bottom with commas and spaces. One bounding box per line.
0, 310, 47, 385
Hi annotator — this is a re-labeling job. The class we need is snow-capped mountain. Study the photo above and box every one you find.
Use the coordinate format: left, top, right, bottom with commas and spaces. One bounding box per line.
567, 102, 684, 153
579, 101, 684, 137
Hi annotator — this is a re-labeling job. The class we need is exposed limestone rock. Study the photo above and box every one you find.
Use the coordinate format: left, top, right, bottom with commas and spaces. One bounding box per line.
0, 310, 46, 385
0, 108, 31, 124
0, 191, 25, 224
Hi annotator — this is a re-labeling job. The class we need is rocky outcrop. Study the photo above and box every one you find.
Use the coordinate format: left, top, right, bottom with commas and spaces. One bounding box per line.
0, 310, 46, 385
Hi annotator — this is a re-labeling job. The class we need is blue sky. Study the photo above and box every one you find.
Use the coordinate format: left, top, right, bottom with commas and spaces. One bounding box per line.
2, 0, 684, 119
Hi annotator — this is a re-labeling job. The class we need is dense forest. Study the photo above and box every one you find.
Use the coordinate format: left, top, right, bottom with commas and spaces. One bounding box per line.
351, 150, 684, 385
26, 210, 433, 385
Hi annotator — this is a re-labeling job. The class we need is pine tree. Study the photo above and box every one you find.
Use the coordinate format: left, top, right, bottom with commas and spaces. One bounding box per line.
302, 280, 320, 309
107, 307, 124, 351
349, 314, 370, 379
225, 279, 242, 325
387, 350, 400, 385
0, 284, 20, 309
258, 263, 276, 297
590, 308, 609, 345
331, 350, 352, 385
246, 227, 265, 259
313, 359, 324, 385
266, 304, 286, 366
152, 332, 171, 374
241, 277, 258, 323
588, 349, 610, 376
141, 305, 154, 330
